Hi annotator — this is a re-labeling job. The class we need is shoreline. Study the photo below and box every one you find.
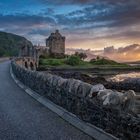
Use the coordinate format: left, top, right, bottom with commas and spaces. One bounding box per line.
41, 70, 140, 93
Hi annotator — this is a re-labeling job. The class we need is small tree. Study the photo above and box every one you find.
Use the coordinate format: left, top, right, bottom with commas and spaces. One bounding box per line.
65, 55, 81, 66
96, 56, 100, 60
75, 52, 87, 60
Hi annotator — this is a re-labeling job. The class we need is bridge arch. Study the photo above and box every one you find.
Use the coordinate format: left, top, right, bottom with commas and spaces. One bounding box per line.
30, 62, 34, 70
25, 61, 28, 69
15, 57, 36, 70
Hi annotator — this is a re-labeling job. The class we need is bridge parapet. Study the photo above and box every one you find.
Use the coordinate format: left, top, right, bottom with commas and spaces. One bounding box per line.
11, 59, 140, 140
14, 57, 37, 70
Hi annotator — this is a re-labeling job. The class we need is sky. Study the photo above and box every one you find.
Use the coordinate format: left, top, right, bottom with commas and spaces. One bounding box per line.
0, 0, 140, 61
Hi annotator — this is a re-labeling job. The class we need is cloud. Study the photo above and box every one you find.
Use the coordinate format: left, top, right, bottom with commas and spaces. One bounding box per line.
52, 0, 140, 50
0, 13, 56, 41
0, 0, 140, 56
0, 14, 55, 27
103, 44, 140, 62
55, 0, 140, 28
118, 44, 140, 53
38, 0, 134, 5
38, 0, 94, 5
28, 28, 53, 36
66, 44, 140, 62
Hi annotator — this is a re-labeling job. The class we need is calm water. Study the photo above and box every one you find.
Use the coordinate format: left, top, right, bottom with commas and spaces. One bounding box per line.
108, 72, 140, 82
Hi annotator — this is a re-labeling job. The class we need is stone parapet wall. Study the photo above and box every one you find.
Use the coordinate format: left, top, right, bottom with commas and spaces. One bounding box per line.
11, 59, 140, 140
15, 57, 36, 70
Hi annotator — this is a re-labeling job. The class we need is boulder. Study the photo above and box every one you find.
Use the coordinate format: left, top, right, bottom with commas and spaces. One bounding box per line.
57, 77, 67, 87
71, 79, 82, 95
88, 84, 105, 98
77, 82, 92, 97
97, 89, 136, 112
65, 79, 79, 93
122, 90, 136, 112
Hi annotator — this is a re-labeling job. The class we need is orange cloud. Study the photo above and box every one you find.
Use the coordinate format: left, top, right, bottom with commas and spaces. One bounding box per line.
103, 44, 140, 62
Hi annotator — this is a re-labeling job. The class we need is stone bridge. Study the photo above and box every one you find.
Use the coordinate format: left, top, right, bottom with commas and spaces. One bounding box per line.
15, 57, 37, 70
0, 59, 93, 140
12, 58, 140, 139
0, 58, 139, 140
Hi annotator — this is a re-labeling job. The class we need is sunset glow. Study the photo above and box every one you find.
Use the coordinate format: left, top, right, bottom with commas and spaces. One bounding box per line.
0, 0, 140, 61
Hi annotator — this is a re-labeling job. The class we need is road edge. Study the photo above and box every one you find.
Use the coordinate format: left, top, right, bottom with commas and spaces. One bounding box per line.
10, 66, 119, 140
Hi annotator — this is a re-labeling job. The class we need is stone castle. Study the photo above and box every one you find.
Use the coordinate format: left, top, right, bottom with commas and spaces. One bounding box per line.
19, 30, 65, 66
46, 30, 65, 57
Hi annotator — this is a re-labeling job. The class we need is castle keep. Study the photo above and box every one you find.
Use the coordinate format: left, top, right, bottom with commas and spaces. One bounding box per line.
46, 30, 65, 57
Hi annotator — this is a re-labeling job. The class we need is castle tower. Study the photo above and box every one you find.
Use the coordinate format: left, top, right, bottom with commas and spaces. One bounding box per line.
46, 30, 65, 57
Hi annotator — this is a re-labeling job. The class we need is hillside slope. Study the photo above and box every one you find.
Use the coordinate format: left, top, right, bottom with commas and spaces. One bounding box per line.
0, 31, 32, 56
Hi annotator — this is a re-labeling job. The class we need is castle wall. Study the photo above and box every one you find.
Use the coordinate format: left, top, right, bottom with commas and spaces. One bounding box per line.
19, 44, 34, 57
49, 37, 65, 55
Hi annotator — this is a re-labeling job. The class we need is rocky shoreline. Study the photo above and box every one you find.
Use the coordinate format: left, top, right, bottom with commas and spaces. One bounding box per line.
107, 78, 140, 93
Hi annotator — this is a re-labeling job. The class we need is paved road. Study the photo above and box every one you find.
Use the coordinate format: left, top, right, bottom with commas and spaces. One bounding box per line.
0, 61, 93, 140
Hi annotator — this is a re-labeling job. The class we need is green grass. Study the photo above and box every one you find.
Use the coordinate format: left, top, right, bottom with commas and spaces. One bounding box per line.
90, 58, 127, 66
39, 57, 91, 68
39, 57, 131, 69
39, 58, 65, 66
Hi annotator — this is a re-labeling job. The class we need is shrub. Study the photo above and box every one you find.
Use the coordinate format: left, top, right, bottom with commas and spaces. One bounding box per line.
65, 55, 81, 66
75, 52, 87, 60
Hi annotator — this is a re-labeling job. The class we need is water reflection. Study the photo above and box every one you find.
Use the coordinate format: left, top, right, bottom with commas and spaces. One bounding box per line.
108, 72, 140, 82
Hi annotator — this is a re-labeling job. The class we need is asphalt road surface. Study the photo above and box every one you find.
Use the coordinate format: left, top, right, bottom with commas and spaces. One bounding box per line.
0, 61, 93, 140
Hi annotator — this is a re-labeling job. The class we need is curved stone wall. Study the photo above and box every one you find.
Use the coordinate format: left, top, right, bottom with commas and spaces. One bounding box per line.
11, 59, 140, 140
15, 57, 37, 70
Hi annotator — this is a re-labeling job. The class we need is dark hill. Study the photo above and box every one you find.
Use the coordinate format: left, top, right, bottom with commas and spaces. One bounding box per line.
0, 31, 33, 57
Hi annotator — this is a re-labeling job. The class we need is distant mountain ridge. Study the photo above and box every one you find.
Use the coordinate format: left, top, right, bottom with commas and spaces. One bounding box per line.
0, 31, 32, 57
126, 60, 140, 64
